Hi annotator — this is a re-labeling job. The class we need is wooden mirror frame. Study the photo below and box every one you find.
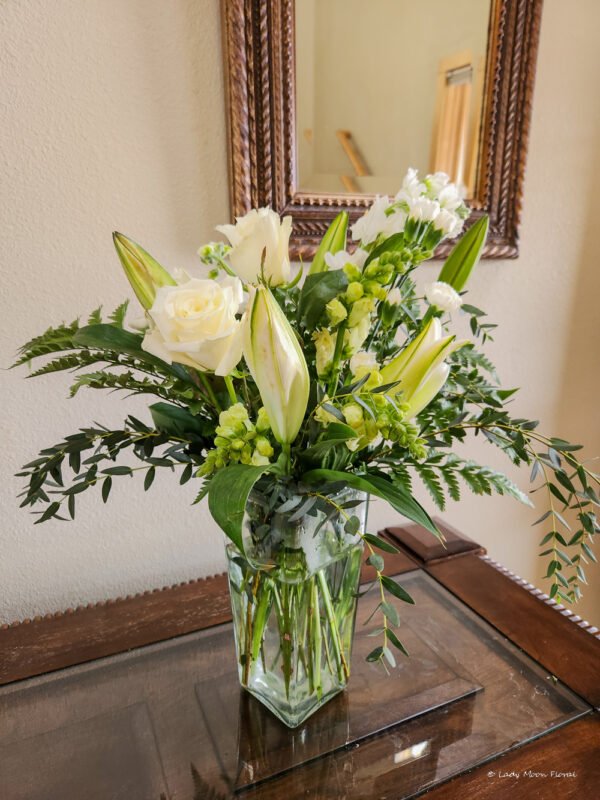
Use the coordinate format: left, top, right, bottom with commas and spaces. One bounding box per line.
222, 0, 543, 259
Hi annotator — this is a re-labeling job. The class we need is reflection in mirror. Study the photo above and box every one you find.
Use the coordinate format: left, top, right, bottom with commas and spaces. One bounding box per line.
295, 0, 492, 199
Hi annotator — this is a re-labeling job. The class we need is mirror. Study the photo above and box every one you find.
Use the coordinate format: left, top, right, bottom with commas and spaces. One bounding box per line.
222, 0, 543, 258
295, 0, 491, 200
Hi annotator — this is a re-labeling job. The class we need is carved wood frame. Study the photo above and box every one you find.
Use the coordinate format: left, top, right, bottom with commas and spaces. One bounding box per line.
222, 0, 543, 259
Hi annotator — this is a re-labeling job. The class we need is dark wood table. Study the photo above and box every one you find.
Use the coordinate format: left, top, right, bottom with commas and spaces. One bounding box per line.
1, 519, 598, 799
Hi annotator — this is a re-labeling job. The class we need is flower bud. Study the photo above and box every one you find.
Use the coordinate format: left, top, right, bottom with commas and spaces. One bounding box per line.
113, 232, 176, 310
243, 286, 309, 444
325, 298, 348, 326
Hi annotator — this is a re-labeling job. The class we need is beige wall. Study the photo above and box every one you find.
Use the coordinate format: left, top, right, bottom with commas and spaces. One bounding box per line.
1, 0, 599, 625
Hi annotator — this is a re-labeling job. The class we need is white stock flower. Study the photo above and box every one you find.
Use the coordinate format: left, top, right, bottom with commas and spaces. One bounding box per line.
216, 208, 292, 285
408, 197, 441, 223
395, 168, 426, 204
351, 196, 392, 245
425, 171, 450, 197
432, 208, 460, 236
350, 351, 377, 376
142, 276, 244, 375
325, 247, 368, 271
425, 281, 463, 313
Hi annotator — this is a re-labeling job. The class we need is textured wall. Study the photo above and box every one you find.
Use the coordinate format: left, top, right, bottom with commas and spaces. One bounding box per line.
1, 0, 599, 624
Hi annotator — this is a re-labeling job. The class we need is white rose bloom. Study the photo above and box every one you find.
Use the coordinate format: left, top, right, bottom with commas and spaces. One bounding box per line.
424, 281, 463, 313
325, 247, 368, 271
216, 208, 292, 285
386, 287, 402, 306
351, 196, 392, 245
350, 351, 378, 376
142, 276, 244, 375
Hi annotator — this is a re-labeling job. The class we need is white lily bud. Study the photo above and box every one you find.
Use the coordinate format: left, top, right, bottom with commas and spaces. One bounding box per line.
243, 286, 309, 444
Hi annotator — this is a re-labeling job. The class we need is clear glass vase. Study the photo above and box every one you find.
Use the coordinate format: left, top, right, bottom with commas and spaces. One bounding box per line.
225, 484, 367, 728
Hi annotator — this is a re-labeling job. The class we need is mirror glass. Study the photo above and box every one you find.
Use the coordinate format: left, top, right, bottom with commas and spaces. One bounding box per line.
295, 0, 492, 199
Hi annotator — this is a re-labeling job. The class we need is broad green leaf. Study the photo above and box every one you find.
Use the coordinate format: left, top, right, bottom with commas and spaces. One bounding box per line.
301, 469, 439, 537
309, 212, 349, 274
150, 402, 206, 437
73, 324, 185, 377
297, 270, 348, 329
208, 463, 274, 552
438, 215, 489, 291
299, 422, 358, 462
363, 232, 405, 268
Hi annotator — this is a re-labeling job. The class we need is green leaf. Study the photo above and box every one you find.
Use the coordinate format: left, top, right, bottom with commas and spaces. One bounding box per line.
73, 324, 184, 377
380, 600, 399, 627
101, 466, 132, 476
363, 533, 400, 554
381, 575, 415, 604
301, 469, 439, 537
101, 477, 112, 503
367, 553, 384, 571
366, 646, 384, 663
309, 211, 349, 274
438, 215, 489, 291
297, 270, 348, 329
207, 463, 274, 552
386, 628, 409, 657
144, 467, 156, 491
150, 402, 206, 437
299, 422, 357, 462
363, 232, 405, 267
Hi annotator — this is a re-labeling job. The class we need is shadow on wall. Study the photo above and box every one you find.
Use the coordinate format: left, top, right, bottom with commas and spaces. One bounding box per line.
553, 142, 600, 619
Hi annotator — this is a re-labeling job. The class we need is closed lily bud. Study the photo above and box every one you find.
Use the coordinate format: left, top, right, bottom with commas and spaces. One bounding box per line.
113, 232, 176, 310
243, 286, 309, 444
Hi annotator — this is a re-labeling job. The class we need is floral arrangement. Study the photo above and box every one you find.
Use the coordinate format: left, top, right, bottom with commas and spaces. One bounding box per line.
15, 169, 599, 706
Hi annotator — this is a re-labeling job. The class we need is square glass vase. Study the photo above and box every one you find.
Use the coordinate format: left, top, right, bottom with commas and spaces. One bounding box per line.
225, 485, 367, 728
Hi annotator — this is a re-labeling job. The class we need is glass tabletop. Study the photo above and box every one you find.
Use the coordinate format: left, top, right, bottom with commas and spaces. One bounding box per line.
0, 570, 590, 800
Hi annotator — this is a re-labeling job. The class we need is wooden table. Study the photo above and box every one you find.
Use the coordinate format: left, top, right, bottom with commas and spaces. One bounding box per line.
1, 519, 598, 799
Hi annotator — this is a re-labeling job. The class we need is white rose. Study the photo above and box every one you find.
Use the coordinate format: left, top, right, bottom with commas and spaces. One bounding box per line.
142, 276, 244, 375
325, 247, 368, 271
216, 208, 292, 285
424, 281, 463, 313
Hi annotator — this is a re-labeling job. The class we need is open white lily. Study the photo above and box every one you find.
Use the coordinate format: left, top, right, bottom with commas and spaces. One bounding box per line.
243, 286, 309, 444
381, 318, 467, 418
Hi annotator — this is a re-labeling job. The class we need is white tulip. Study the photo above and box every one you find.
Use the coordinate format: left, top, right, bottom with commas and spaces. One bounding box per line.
142, 276, 244, 376
243, 286, 309, 444
216, 208, 292, 285
425, 281, 463, 313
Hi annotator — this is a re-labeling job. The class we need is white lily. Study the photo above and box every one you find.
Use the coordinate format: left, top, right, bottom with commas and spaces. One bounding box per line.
380, 318, 467, 418
243, 286, 309, 444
